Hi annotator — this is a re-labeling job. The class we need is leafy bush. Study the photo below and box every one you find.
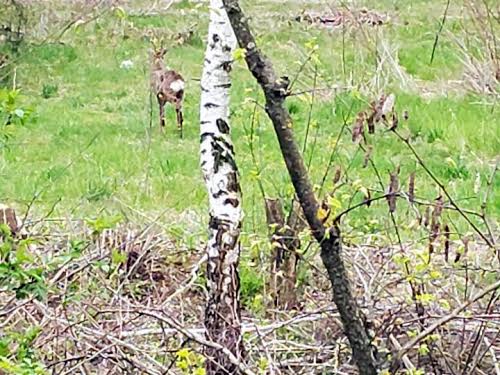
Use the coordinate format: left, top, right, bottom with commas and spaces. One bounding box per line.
0, 225, 47, 300
0, 88, 32, 145
41, 83, 58, 99
0, 327, 46, 375
240, 264, 265, 312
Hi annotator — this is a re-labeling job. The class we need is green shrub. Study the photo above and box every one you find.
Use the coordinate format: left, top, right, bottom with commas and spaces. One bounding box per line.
0, 88, 33, 146
41, 83, 58, 99
0, 225, 47, 301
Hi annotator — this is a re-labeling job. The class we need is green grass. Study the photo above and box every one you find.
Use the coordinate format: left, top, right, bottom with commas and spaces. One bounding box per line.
0, 0, 498, 242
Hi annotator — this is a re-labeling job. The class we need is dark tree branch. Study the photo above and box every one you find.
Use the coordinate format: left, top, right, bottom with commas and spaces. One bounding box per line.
222, 1, 378, 373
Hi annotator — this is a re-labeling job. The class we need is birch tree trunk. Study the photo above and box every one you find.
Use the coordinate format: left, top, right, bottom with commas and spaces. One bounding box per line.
200, 1, 244, 373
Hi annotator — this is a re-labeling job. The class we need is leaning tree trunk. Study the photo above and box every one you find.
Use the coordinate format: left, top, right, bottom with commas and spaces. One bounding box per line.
199, 1, 245, 373
222, 1, 378, 374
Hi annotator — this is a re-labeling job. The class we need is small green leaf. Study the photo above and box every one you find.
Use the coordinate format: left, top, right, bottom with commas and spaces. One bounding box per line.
418, 343, 429, 355
114, 6, 127, 20
111, 249, 127, 265
232, 48, 246, 61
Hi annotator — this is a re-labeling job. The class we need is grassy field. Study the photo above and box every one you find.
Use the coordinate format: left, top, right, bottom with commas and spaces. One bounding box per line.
0, 0, 498, 289
0, 1, 499, 373
1, 0, 498, 237
0, 0, 498, 297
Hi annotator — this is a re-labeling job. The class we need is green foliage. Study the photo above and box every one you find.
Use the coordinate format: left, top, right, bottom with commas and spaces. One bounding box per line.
34, 44, 78, 63
443, 156, 470, 180
68, 239, 86, 257
175, 348, 206, 375
0, 327, 47, 375
175, 0, 193, 10
0, 225, 47, 300
84, 180, 114, 202
232, 47, 247, 62
287, 102, 300, 115
85, 214, 122, 235
41, 83, 58, 99
257, 357, 269, 374
0, 88, 32, 145
426, 127, 444, 143
240, 264, 265, 312
111, 248, 127, 265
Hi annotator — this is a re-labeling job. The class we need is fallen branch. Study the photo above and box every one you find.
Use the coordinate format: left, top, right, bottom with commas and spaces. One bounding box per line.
124, 309, 257, 375
112, 308, 339, 339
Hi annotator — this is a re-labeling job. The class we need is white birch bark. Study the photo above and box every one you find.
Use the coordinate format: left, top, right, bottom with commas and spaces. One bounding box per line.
199, 1, 244, 372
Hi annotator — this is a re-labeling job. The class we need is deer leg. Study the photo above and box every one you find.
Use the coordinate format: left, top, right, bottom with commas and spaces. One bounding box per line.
175, 101, 183, 139
148, 90, 153, 130
159, 102, 166, 133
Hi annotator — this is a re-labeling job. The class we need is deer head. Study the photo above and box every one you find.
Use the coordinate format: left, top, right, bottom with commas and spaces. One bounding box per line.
151, 48, 167, 70
150, 36, 169, 71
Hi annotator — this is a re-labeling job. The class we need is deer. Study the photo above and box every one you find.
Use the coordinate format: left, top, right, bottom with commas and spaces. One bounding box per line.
150, 46, 185, 137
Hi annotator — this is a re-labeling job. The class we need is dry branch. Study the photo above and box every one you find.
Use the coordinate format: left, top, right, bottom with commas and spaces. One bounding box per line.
392, 279, 500, 371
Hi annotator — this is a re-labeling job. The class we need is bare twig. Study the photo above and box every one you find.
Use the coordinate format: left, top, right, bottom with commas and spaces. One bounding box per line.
430, 0, 451, 64
392, 279, 500, 370
392, 129, 494, 248
117, 309, 257, 375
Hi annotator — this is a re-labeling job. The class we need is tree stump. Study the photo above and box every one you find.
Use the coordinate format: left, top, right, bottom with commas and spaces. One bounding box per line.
265, 198, 305, 310
0, 204, 19, 234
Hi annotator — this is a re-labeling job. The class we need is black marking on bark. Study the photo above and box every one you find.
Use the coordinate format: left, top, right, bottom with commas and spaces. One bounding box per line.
221, 60, 232, 73
200, 132, 216, 143
222, 44, 232, 53
227, 172, 241, 193
212, 141, 225, 174
204, 102, 220, 109
215, 83, 232, 89
208, 215, 232, 230
219, 138, 235, 155
201, 120, 210, 125
211, 139, 238, 174
224, 198, 240, 207
213, 190, 226, 199
216, 118, 230, 134
203, 133, 235, 156
212, 33, 220, 44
